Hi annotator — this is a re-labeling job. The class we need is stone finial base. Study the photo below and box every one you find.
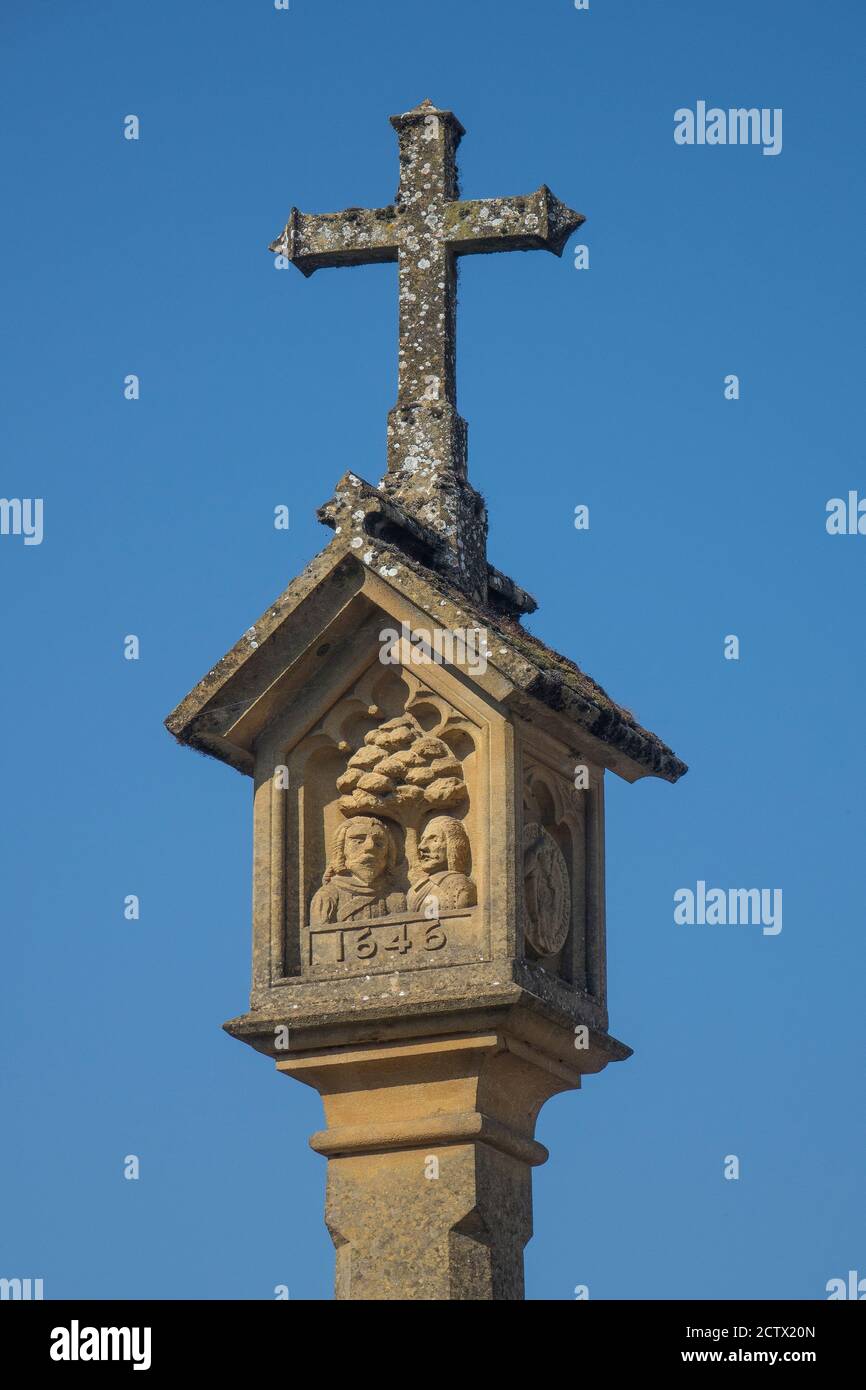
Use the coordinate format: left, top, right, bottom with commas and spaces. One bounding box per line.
383, 402, 489, 602
277, 1030, 582, 1301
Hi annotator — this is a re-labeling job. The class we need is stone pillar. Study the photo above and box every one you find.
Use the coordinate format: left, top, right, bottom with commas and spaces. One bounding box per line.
277, 1028, 583, 1301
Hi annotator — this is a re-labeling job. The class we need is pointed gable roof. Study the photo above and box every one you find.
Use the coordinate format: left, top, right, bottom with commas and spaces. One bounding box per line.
166, 473, 686, 784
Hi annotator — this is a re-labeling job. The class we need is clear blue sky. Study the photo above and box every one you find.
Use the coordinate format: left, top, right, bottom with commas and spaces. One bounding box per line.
2, 0, 863, 1300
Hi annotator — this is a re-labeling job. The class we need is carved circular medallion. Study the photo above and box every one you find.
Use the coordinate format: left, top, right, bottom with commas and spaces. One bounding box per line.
522, 823, 571, 957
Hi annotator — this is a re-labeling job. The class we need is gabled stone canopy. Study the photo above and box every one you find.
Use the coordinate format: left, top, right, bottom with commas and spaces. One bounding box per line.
165, 471, 686, 785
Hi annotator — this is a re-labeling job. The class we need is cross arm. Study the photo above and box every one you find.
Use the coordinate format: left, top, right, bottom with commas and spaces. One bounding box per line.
269, 205, 399, 277
445, 185, 584, 258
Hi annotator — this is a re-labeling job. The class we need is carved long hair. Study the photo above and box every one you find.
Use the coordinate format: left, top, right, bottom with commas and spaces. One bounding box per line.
422, 816, 471, 874
324, 815, 399, 881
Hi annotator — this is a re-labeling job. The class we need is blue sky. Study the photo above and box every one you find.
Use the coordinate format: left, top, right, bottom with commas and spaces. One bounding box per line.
1, 0, 863, 1300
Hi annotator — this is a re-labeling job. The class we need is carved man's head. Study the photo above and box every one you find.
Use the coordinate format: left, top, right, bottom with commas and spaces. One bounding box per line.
418, 816, 470, 875
331, 816, 397, 886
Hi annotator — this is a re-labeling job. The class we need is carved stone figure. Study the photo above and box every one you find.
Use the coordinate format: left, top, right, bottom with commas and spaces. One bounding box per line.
522, 822, 570, 956
310, 816, 405, 924
407, 816, 477, 915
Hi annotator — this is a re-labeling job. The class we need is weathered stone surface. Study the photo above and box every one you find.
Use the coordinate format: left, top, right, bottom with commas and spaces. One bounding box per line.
276, 1027, 581, 1301
225, 999, 629, 1300
270, 100, 584, 599
167, 100, 686, 1301
166, 478, 687, 785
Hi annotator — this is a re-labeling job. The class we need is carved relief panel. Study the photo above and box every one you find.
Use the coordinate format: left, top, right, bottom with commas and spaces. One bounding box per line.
253, 656, 497, 991
520, 747, 606, 1007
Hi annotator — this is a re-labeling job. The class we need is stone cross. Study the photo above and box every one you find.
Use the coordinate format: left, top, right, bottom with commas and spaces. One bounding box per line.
269, 99, 584, 597
168, 98, 687, 1301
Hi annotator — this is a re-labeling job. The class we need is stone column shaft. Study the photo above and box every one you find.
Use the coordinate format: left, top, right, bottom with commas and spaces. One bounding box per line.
277, 1031, 580, 1301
